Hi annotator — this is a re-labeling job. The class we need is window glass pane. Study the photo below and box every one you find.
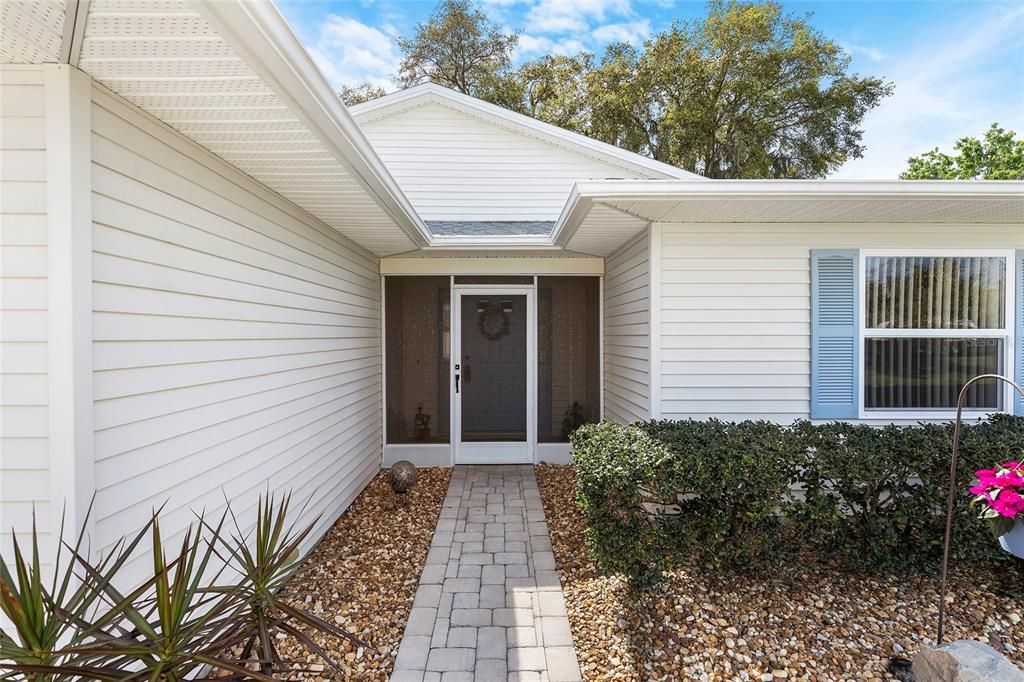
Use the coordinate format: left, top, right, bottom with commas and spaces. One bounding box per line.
864, 338, 1004, 410
385, 276, 450, 443
865, 256, 1005, 329
537, 277, 600, 442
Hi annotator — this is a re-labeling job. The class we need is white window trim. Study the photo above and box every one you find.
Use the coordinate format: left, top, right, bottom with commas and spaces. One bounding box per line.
857, 249, 1016, 420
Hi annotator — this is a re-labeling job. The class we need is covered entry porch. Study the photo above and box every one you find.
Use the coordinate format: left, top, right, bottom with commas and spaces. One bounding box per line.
381, 258, 606, 466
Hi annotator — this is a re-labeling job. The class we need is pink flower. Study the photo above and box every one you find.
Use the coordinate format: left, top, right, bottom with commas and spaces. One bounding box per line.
996, 472, 1024, 488
992, 489, 1024, 518
973, 460, 1024, 520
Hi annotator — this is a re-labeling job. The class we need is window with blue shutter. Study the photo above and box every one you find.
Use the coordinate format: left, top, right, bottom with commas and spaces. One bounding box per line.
810, 249, 859, 419
1016, 249, 1024, 416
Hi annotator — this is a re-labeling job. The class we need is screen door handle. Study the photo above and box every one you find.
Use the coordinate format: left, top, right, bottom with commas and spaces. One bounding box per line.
455, 373, 460, 394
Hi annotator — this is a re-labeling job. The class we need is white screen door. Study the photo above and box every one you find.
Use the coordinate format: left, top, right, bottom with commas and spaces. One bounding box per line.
452, 288, 535, 464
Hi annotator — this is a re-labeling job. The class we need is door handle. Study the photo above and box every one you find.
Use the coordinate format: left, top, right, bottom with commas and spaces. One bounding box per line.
455, 373, 460, 394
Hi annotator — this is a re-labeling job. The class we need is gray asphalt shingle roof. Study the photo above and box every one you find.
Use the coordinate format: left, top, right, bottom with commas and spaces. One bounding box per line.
425, 220, 556, 236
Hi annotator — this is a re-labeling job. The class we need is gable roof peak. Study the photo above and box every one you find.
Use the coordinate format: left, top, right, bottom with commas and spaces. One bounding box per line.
350, 82, 702, 181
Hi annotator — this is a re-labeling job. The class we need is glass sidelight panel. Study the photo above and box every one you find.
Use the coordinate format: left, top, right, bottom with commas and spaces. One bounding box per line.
385, 277, 450, 443
460, 294, 528, 442
537, 277, 600, 442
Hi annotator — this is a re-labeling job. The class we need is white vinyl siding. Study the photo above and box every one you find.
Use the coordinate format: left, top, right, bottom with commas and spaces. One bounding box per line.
90, 84, 382, 580
656, 223, 1024, 423
603, 229, 651, 423
1, 65, 51, 563
359, 102, 658, 222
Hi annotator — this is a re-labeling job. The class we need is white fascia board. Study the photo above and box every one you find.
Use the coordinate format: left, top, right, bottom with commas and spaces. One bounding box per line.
550, 177, 1024, 249
381, 256, 604, 275
195, 0, 432, 247
425, 234, 557, 249
351, 83, 701, 181
564, 178, 1024, 201
551, 184, 599, 249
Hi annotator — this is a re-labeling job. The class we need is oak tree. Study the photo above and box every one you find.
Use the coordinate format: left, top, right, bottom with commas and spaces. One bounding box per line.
395, 0, 518, 96
901, 124, 1024, 180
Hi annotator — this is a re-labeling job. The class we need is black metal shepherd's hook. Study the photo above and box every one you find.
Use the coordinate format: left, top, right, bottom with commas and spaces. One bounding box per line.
936, 373, 1024, 645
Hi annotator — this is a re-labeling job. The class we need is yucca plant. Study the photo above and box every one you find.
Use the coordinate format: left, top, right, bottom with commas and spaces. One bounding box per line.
213, 492, 366, 676
1, 491, 357, 681
0, 505, 153, 681
63, 512, 271, 681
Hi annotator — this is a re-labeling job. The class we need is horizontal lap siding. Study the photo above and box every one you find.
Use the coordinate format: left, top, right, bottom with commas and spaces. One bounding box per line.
1, 66, 51, 561
90, 86, 382, 581
361, 103, 653, 221
604, 229, 651, 422
657, 223, 1024, 423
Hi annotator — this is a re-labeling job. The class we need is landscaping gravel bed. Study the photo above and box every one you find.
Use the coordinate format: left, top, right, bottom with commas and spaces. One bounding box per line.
536, 463, 1024, 681
278, 467, 451, 680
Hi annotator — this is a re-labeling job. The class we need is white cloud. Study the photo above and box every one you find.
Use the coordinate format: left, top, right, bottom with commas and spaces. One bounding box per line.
844, 43, 888, 63
514, 34, 587, 59
525, 0, 632, 34
592, 19, 651, 45
303, 15, 402, 91
832, 4, 1024, 179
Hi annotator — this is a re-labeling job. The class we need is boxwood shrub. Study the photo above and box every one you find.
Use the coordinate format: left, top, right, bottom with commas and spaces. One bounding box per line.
570, 415, 1024, 587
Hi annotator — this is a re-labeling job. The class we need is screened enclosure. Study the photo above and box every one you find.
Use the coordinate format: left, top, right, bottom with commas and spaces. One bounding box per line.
537, 277, 600, 442
384, 275, 601, 451
385, 276, 450, 444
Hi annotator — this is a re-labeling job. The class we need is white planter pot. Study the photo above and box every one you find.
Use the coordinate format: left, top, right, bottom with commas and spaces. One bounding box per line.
998, 518, 1024, 559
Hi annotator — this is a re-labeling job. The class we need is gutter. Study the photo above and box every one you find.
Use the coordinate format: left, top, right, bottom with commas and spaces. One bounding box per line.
195, 0, 433, 248
560, 178, 1024, 200
550, 178, 1024, 248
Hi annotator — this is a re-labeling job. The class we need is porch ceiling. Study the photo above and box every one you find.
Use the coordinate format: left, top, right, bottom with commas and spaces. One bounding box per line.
2, 0, 430, 257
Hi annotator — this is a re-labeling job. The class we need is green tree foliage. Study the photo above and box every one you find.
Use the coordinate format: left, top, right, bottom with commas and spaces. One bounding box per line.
365, 0, 892, 178
583, 1, 892, 177
901, 124, 1024, 180
339, 82, 386, 106
395, 0, 518, 96
486, 53, 595, 131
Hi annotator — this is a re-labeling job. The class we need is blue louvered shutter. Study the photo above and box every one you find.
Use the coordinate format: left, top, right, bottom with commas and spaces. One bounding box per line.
810, 249, 860, 419
1015, 250, 1023, 416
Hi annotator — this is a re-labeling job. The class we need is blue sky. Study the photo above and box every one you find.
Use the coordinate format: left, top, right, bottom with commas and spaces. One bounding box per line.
277, 0, 1024, 178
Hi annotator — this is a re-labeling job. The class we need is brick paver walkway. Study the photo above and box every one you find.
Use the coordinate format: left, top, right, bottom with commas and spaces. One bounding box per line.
390, 465, 582, 682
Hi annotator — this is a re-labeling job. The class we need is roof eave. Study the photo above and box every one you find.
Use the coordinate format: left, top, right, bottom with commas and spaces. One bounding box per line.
195, 0, 432, 249
564, 178, 1024, 201
550, 178, 1024, 253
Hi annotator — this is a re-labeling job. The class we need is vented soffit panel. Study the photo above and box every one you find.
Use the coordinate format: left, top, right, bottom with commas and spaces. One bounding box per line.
7, 0, 428, 256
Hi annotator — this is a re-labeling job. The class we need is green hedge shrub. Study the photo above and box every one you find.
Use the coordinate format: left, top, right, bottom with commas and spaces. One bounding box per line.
641, 419, 800, 569
571, 415, 1024, 587
571, 421, 675, 588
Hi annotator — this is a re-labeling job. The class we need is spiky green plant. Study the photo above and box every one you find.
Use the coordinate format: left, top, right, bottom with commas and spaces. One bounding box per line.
214, 492, 366, 676
0, 504, 153, 681
64, 512, 260, 681
1, 492, 362, 681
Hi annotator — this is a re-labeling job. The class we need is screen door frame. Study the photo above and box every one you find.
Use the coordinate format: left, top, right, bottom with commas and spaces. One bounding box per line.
451, 285, 537, 464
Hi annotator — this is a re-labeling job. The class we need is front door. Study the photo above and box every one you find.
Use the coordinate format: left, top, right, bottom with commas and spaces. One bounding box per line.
453, 288, 535, 464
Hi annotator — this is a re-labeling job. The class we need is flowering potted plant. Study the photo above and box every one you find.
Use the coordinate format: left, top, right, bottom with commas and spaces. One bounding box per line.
971, 460, 1024, 558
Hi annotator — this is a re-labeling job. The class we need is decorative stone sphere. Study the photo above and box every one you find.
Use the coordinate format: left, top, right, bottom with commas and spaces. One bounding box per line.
389, 460, 418, 493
